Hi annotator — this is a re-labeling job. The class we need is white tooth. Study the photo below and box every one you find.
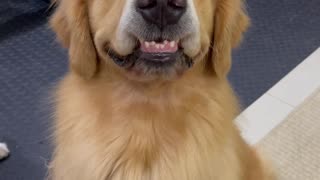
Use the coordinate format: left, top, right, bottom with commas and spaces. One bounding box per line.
164, 40, 168, 45
145, 42, 150, 48
160, 44, 165, 49
155, 44, 160, 49
170, 41, 176, 48
151, 41, 156, 46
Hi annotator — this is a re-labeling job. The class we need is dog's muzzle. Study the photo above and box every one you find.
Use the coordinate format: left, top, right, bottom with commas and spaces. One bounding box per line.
104, 0, 199, 79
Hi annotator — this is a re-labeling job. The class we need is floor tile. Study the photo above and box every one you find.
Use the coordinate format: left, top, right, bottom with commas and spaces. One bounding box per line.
236, 94, 294, 145
268, 48, 320, 107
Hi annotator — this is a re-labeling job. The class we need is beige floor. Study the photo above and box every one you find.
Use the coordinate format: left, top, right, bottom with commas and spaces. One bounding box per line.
258, 88, 320, 180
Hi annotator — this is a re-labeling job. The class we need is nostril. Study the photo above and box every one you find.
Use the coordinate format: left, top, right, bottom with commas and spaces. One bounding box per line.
168, 0, 187, 9
137, 0, 187, 29
137, 0, 157, 9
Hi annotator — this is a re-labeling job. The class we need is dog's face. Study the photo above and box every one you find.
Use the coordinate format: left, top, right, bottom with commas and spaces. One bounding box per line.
51, 0, 249, 82
93, 0, 202, 81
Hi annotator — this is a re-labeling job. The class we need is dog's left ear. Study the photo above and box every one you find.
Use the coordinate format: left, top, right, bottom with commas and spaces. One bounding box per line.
50, 0, 98, 79
211, 0, 250, 78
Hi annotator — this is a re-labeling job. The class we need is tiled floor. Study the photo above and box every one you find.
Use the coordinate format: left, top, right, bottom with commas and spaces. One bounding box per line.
236, 48, 320, 145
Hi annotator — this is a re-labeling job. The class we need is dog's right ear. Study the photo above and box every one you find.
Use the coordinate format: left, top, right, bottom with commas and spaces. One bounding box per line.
209, 0, 250, 78
50, 0, 98, 79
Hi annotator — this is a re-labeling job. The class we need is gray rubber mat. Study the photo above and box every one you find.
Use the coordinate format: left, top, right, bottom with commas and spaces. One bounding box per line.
0, 17, 67, 180
0, 0, 319, 179
0, 0, 48, 25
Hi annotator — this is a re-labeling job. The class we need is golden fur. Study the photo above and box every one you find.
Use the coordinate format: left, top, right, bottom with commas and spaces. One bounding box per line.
49, 0, 275, 179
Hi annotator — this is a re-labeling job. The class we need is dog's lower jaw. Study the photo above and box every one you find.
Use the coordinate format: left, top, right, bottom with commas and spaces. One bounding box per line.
107, 47, 194, 78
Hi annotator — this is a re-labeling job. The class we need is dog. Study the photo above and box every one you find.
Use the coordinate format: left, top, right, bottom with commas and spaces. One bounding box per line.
49, 0, 275, 179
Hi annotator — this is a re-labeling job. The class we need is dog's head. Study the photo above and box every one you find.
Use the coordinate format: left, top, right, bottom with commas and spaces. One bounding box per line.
51, 0, 249, 82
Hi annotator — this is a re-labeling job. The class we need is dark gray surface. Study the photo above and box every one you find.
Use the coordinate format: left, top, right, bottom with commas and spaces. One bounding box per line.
0, 0, 319, 179
0, 11, 67, 179
0, 0, 48, 24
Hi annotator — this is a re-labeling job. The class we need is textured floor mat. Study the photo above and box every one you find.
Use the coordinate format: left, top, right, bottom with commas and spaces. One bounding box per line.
0, 0, 48, 25
0, 0, 319, 179
0, 21, 67, 180
258, 88, 320, 180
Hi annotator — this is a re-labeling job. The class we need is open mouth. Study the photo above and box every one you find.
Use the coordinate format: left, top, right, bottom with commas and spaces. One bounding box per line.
106, 39, 194, 77
140, 40, 179, 53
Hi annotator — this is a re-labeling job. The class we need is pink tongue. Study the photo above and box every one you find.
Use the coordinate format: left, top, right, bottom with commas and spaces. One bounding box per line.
141, 41, 178, 53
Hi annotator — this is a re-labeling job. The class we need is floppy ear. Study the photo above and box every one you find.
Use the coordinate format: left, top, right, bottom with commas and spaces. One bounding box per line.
211, 0, 249, 78
50, 0, 98, 79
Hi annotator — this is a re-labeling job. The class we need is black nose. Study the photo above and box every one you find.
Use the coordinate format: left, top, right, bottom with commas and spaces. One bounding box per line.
136, 0, 187, 30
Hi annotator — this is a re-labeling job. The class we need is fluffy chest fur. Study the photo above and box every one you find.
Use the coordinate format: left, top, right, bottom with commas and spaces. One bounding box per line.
50, 74, 247, 180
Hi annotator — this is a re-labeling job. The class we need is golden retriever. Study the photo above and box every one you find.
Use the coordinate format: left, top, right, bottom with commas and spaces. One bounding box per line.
49, 0, 275, 179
